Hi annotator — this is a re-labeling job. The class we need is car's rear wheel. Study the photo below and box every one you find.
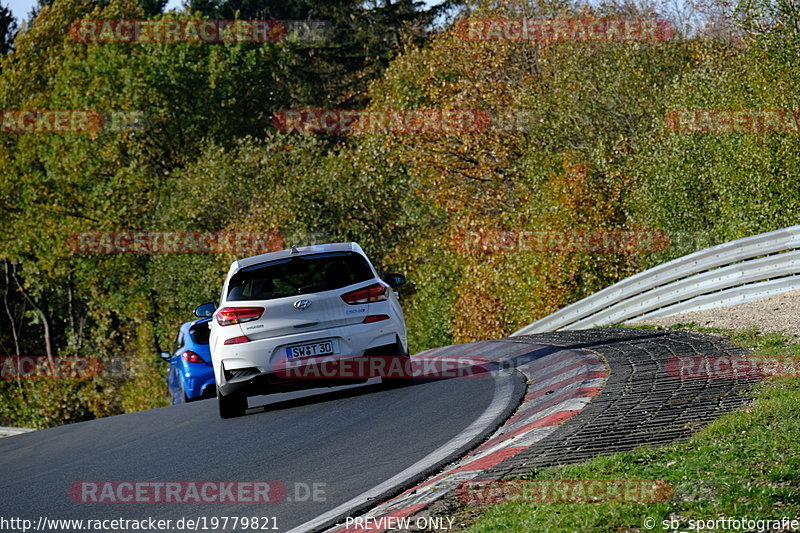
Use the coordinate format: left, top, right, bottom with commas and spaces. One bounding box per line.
180, 382, 194, 403
382, 339, 412, 388
217, 391, 247, 419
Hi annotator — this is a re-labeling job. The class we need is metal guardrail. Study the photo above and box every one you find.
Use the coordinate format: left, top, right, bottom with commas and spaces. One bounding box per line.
512, 226, 800, 335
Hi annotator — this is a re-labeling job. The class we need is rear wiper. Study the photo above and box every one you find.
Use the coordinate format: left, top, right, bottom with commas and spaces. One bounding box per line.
296, 283, 333, 294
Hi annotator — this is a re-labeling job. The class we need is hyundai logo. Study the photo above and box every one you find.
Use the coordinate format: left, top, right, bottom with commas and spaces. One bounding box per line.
294, 299, 312, 310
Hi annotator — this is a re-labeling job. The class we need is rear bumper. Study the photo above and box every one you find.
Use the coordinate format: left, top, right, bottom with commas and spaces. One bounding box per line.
217, 338, 403, 397
214, 320, 405, 394
182, 365, 216, 399
218, 372, 368, 397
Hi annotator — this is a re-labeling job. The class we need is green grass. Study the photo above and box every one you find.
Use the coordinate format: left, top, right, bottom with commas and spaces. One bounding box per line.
462, 328, 800, 532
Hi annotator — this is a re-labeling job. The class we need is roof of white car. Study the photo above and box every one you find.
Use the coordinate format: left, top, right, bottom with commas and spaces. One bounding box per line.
231, 242, 364, 272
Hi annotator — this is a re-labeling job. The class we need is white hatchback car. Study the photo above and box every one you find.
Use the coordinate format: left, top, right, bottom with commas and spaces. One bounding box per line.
194, 242, 408, 418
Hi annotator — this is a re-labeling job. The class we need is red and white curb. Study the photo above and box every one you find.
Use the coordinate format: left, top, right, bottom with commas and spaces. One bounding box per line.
326, 340, 608, 532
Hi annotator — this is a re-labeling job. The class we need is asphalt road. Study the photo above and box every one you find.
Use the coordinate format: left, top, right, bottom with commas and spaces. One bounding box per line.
0, 372, 524, 533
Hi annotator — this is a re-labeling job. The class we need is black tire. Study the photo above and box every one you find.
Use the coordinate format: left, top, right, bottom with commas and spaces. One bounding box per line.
218, 391, 247, 419
382, 340, 413, 388
181, 383, 194, 403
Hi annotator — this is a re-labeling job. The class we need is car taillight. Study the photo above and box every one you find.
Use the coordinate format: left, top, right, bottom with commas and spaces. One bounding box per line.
363, 314, 390, 324
341, 283, 389, 305
182, 350, 205, 363
224, 335, 252, 345
215, 306, 264, 326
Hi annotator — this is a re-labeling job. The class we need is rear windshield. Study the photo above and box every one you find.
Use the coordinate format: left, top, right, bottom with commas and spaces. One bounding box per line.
189, 323, 210, 345
227, 252, 374, 301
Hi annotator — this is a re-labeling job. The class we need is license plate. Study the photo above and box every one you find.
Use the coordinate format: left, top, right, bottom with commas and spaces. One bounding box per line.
286, 340, 338, 359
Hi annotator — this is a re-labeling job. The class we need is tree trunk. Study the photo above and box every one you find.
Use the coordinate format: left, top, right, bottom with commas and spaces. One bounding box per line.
10, 264, 54, 367
2, 260, 21, 356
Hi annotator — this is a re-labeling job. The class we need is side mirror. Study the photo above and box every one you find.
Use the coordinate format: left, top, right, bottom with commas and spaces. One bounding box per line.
194, 302, 217, 317
158, 351, 171, 361
383, 273, 406, 289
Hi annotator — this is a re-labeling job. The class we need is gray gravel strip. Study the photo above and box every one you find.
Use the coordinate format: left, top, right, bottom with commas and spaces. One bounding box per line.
631, 289, 800, 338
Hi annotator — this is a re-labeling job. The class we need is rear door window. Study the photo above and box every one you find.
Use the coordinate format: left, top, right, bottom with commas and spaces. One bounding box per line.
173, 331, 183, 352
189, 323, 210, 345
227, 252, 373, 301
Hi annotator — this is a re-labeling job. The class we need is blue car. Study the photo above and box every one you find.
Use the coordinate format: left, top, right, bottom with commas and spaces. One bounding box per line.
160, 317, 216, 404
